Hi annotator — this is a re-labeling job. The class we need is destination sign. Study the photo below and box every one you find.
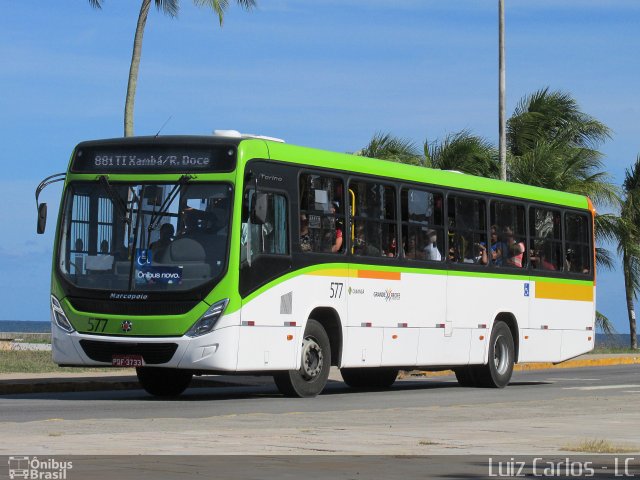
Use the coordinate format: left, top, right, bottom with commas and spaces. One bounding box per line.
72, 145, 236, 173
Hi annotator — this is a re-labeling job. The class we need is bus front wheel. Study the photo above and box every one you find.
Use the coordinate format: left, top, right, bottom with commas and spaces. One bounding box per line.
340, 367, 398, 389
474, 321, 514, 388
136, 367, 193, 397
273, 319, 331, 398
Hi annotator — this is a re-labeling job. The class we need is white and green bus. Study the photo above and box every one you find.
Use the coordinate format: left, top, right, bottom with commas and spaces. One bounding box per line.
37, 132, 596, 397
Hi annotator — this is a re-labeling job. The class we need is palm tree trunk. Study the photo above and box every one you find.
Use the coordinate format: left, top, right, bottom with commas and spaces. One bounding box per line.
623, 252, 638, 349
124, 0, 151, 137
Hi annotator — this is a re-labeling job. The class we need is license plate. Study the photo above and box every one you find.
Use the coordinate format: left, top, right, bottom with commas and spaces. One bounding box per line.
112, 354, 144, 367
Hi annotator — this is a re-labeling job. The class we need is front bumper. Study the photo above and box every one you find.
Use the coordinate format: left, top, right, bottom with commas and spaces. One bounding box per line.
51, 311, 242, 372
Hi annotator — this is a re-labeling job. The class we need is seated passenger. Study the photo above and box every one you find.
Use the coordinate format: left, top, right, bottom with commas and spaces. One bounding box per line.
423, 230, 442, 261
330, 202, 343, 253
490, 225, 506, 266
151, 223, 175, 251
503, 226, 525, 268
300, 214, 312, 252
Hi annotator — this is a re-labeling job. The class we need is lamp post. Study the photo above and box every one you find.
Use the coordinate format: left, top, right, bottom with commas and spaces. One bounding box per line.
499, 0, 507, 181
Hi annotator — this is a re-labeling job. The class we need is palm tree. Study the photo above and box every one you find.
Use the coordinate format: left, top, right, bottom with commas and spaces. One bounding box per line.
356, 131, 498, 178
355, 132, 423, 166
424, 130, 499, 178
507, 88, 611, 158
89, 0, 257, 137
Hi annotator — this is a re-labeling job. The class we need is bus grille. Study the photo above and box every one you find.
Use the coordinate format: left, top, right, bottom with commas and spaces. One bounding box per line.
79, 340, 179, 364
67, 297, 198, 316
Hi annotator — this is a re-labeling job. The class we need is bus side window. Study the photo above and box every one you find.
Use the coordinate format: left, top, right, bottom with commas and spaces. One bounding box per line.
242, 190, 289, 260
564, 212, 591, 274
299, 173, 345, 254
490, 201, 526, 268
447, 195, 487, 265
350, 180, 396, 257
529, 208, 563, 271
401, 188, 444, 261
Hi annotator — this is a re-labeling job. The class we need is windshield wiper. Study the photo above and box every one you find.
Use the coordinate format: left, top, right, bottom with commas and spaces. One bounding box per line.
148, 175, 192, 232
98, 176, 130, 226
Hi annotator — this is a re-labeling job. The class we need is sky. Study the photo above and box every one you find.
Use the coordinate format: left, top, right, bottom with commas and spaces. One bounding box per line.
0, 1, 638, 333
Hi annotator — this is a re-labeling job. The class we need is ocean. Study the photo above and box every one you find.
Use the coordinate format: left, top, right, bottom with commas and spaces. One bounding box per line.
0, 321, 635, 347
0, 320, 51, 333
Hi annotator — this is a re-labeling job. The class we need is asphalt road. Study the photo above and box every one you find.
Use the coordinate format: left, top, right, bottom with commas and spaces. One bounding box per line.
1, 365, 639, 455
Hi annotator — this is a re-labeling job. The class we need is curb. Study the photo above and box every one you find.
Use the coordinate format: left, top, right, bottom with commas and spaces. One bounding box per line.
410, 355, 640, 378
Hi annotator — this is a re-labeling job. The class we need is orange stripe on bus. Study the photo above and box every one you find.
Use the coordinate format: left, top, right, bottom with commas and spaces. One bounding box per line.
357, 270, 401, 280
535, 282, 593, 302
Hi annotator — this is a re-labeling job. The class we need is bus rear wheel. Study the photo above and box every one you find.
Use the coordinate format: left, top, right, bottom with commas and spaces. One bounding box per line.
273, 319, 331, 398
340, 367, 398, 389
136, 367, 193, 397
474, 321, 514, 388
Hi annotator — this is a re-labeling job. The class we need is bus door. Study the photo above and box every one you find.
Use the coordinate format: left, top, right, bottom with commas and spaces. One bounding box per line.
238, 162, 296, 371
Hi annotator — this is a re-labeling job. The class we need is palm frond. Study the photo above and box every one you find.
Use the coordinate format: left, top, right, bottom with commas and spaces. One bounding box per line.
194, 0, 256, 25
596, 310, 616, 335
357, 132, 423, 165
155, 0, 179, 17
425, 130, 499, 178
88, 0, 103, 9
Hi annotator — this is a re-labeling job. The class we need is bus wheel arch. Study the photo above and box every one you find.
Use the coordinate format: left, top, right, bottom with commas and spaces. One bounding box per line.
307, 307, 343, 367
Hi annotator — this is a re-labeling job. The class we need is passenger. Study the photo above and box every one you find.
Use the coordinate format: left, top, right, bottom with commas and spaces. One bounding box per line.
100, 239, 109, 254
387, 237, 398, 257
423, 229, 442, 261
330, 202, 343, 253
503, 226, 525, 268
475, 241, 489, 265
151, 223, 175, 250
300, 214, 312, 252
490, 225, 506, 266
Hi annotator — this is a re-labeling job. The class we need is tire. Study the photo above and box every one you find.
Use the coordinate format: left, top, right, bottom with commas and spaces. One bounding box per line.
273, 319, 331, 398
454, 367, 477, 387
136, 367, 193, 397
340, 367, 398, 389
474, 321, 515, 388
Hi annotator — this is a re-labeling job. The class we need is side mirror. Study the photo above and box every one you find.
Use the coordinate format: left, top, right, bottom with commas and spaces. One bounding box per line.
251, 193, 269, 225
37, 203, 48, 234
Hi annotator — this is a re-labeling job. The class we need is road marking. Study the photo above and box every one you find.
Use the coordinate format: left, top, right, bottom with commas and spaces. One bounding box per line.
563, 384, 640, 391
623, 391, 640, 394
547, 378, 600, 381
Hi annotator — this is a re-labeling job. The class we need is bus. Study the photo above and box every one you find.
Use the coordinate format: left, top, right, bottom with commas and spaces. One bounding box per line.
36, 132, 596, 397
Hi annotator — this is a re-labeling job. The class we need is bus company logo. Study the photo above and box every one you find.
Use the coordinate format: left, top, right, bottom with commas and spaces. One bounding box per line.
373, 289, 401, 302
120, 320, 133, 332
109, 293, 148, 301
348, 287, 364, 295
8, 456, 73, 480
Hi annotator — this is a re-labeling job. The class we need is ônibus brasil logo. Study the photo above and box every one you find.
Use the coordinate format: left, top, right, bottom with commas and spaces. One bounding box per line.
8, 456, 73, 480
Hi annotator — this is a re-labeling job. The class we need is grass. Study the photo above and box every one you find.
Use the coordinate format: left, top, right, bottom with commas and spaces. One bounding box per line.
0, 350, 127, 374
562, 439, 638, 454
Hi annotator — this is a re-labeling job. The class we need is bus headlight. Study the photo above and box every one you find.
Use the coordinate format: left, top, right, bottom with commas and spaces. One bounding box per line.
51, 295, 75, 333
186, 299, 229, 337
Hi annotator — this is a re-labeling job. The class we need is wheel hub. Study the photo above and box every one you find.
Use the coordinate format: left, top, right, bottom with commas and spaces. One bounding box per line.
301, 336, 324, 380
493, 334, 510, 375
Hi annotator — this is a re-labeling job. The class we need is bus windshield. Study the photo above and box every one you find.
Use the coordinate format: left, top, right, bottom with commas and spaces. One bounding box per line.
58, 181, 232, 293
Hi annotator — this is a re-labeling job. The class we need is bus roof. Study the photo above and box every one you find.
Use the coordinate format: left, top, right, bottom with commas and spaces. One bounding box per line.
246, 139, 590, 211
